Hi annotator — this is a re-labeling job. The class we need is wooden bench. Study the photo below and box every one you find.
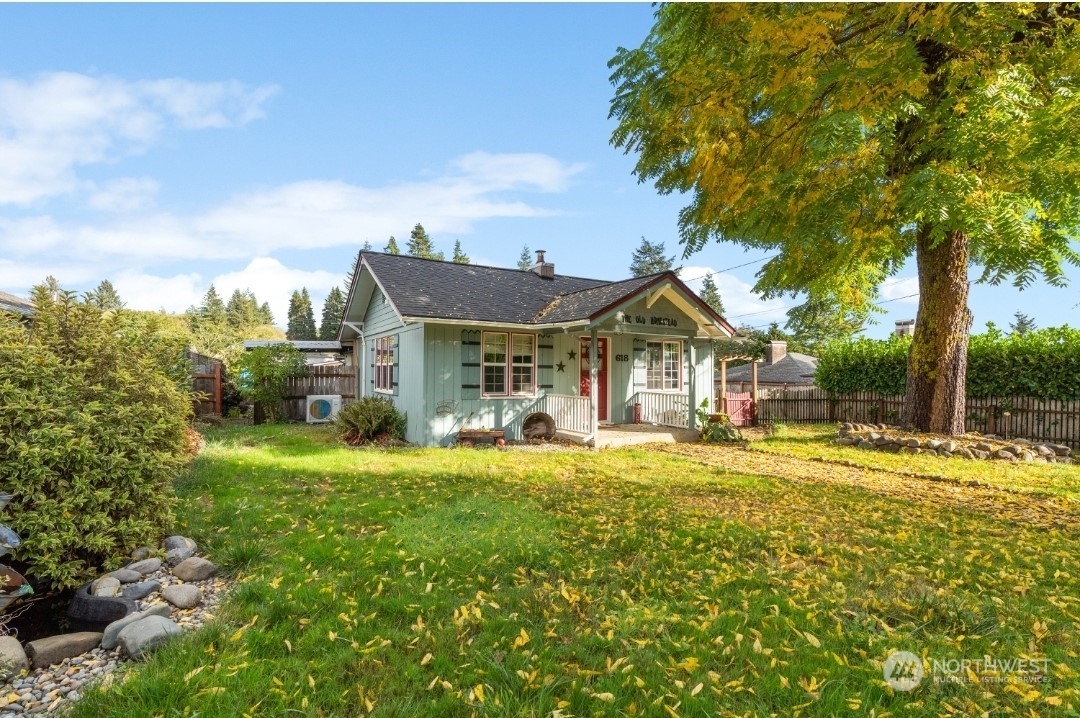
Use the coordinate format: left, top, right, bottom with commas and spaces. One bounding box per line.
457, 429, 505, 447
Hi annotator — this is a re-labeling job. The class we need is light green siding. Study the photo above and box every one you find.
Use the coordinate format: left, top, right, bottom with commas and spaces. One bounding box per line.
363, 287, 403, 336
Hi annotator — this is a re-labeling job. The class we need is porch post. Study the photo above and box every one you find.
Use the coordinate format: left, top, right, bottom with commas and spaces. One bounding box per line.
720, 359, 728, 415
688, 342, 697, 430
589, 328, 599, 437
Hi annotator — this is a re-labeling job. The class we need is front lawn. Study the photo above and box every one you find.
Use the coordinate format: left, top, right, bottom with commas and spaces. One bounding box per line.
70, 425, 1080, 716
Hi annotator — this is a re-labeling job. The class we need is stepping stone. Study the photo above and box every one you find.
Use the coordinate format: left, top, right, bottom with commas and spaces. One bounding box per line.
118, 616, 181, 660
172, 557, 218, 582
126, 558, 162, 575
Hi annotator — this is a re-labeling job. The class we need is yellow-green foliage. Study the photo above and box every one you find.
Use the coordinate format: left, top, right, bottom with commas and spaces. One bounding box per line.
0, 288, 190, 590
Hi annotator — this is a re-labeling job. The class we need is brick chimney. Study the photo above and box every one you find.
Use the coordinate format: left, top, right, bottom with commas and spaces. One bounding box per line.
765, 340, 787, 365
530, 249, 555, 279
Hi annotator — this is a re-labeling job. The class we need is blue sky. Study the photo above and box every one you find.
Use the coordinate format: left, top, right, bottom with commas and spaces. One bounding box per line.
1, 4, 1076, 338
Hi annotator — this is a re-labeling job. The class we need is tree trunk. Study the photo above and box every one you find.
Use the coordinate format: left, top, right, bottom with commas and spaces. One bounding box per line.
902, 228, 972, 434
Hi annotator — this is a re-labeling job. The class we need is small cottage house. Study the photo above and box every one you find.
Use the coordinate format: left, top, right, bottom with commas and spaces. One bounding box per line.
337, 251, 735, 446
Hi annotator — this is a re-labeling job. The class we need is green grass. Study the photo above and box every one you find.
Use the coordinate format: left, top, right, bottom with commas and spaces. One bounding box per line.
69, 424, 1080, 717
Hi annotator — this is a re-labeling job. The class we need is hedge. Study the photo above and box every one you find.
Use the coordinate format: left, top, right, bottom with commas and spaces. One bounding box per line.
816, 325, 1080, 400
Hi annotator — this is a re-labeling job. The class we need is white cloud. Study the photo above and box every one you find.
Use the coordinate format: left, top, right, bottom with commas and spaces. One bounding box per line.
0, 71, 278, 205
880, 276, 919, 303
450, 152, 586, 193
112, 270, 204, 313
210, 257, 339, 328
86, 177, 159, 212
679, 265, 789, 327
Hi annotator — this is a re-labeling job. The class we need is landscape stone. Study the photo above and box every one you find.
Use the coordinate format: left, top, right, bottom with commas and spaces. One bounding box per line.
926, 439, 942, 450
1036, 445, 1055, 457
101, 604, 173, 650
130, 546, 153, 561
121, 581, 161, 601
118, 616, 181, 659
162, 584, 202, 609
975, 442, 994, 453
905, 438, 921, 448
0, 636, 28, 680
873, 436, 891, 446
971, 449, 990, 460
172, 557, 218, 582
105, 569, 142, 584
90, 577, 121, 597
883, 443, 902, 453
837, 436, 856, 446
25, 633, 102, 668
868, 432, 882, 442
1021, 450, 1035, 462
165, 547, 195, 566
126, 558, 162, 575
994, 449, 1016, 461
941, 441, 959, 453
163, 536, 197, 553
857, 440, 874, 449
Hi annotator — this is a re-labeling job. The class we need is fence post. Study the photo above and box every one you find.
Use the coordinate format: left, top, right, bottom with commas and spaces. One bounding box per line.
750, 361, 759, 426
213, 362, 223, 416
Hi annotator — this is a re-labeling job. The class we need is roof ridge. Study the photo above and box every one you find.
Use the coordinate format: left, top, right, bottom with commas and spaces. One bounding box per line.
361, 250, 609, 284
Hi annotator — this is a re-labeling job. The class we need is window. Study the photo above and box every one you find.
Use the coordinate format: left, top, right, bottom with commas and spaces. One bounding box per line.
374, 335, 397, 393
482, 332, 535, 396
646, 340, 681, 391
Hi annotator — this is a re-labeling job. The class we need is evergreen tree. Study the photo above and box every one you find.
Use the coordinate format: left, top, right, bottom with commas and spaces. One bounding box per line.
344, 250, 363, 294
85, 279, 124, 310
225, 289, 259, 329
407, 223, 443, 260
1010, 311, 1038, 336
784, 295, 869, 353
361, 240, 372, 251
452, 240, 470, 264
698, 275, 725, 316
629, 237, 676, 277
385, 236, 400, 255
257, 302, 274, 326
199, 285, 227, 327
319, 287, 346, 340
517, 245, 532, 270
286, 288, 317, 340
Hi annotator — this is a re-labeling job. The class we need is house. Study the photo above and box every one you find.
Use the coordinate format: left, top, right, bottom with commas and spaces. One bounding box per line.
243, 340, 350, 366
337, 251, 735, 446
0, 291, 34, 321
718, 340, 818, 392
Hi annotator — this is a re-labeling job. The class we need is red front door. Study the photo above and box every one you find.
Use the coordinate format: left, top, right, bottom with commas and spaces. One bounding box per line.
579, 337, 608, 422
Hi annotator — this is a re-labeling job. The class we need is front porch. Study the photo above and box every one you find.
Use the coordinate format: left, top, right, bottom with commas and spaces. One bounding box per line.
555, 422, 700, 448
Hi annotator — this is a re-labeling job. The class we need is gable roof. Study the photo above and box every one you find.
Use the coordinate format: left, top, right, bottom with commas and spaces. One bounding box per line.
724, 352, 819, 384
344, 252, 735, 338
0, 291, 33, 317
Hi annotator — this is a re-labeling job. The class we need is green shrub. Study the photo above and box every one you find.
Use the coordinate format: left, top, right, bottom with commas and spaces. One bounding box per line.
696, 400, 744, 443
0, 287, 191, 590
334, 396, 407, 445
232, 345, 308, 423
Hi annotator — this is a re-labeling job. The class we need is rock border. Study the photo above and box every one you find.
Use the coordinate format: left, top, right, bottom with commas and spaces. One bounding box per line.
835, 423, 1074, 463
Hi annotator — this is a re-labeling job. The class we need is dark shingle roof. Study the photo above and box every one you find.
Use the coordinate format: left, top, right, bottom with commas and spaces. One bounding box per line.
724, 352, 819, 384
0, 291, 33, 317
362, 253, 608, 324
534, 274, 661, 323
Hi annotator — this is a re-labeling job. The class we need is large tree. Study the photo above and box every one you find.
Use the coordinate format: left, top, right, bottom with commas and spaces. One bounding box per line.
319, 286, 346, 340
698, 275, 724, 316
517, 245, 533, 270
629, 236, 676, 277
85, 279, 124, 310
407, 223, 444, 260
452, 240, 470, 264
610, 4, 1080, 434
286, 288, 317, 340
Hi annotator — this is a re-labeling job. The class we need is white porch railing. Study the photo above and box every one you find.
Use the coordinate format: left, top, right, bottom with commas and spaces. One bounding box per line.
540, 393, 591, 434
631, 391, 690, 428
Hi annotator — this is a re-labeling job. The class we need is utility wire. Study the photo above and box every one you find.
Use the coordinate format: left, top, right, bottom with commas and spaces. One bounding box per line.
737, 293, 920, 330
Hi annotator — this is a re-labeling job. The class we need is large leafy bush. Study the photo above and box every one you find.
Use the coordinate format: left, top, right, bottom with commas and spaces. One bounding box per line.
233, 344, 308, 423
816, 326, 1080, 400
0, 288, 190, 590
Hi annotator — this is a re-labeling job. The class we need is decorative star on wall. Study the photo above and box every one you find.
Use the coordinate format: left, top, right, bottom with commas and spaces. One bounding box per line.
555, 361, 566, 373
567, 349, 577, 360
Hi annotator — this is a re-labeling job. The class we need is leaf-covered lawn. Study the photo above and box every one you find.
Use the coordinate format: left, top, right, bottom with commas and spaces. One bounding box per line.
70, 425, 1080, 717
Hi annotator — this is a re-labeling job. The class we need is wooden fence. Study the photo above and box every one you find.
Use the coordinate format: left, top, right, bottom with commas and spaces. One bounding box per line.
741, 386, 1080, 448
187, 350, 222, 417
279, 365, 357, 422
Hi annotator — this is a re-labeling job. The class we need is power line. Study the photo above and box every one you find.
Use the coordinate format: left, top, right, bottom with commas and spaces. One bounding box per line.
679, 254, 778, 284
736, 292, 921, 330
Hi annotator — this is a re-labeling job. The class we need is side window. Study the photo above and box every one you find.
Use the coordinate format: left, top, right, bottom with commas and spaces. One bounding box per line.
374, 335, 397, 393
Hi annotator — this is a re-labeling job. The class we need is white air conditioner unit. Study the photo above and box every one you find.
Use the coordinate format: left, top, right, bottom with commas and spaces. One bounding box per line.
305, 395, 342, 423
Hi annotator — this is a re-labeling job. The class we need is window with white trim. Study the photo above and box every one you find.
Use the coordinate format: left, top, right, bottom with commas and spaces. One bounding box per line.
374, 335, 397, 393
482, 332, 535, 396
646, 340, 682, 391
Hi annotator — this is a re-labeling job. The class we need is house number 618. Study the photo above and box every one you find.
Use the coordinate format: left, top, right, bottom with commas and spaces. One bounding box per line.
614, 354, 629, 362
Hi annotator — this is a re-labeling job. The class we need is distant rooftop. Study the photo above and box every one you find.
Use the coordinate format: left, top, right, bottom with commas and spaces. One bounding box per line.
0, 291, 33, 318
243, 340, 349, 352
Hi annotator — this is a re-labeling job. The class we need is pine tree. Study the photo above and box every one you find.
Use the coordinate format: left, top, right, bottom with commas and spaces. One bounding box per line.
517, 245, 532, 270
699, 275, 724, 315
257, 302, 274, 326
361, 240, 372, 251
225, 289, 254, 329
452, 240, 470, 264
385, 236, 400, 255
407, 223, 443, 260
629, 237, 676, 277
319, 287, 346, 340
85, 280, 124, 310
1010, 311, 1037, 336
344, 250, 363, 294
286, 288, 317, 340
199, 285, 227, 326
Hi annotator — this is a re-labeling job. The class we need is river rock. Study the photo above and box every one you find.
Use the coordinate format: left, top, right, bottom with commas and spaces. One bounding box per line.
172, 557, 218, 582
101, 604, 173, 650
90, 577, 121, 597
162, 584, 201, 609
130, 546, 154, 561
941, 440, 958, 453
126, 558, 162, 575
0, 636, 28, 680
857, 440, 874, 449
25, 633, 102, 668
118, 616, 181, 660
122, 580, 161, 601
105, 569, 142, 584
837, 436, 856, 445
971, 449, 990, 460
163, 536, 197, 553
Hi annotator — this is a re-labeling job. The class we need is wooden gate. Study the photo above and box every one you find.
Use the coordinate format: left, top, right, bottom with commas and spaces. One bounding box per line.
723, 391, 754, 426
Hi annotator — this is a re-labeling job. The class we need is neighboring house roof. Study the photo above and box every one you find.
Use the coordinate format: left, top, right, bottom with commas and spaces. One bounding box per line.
244, 340, 348, 352
0, 291, 33, 317
723, 352, 819, 384
352, 252, 735, 335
